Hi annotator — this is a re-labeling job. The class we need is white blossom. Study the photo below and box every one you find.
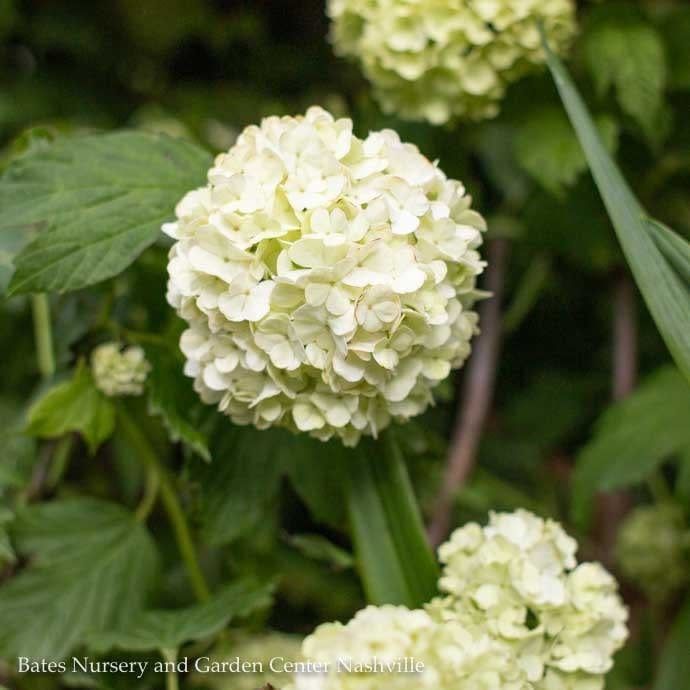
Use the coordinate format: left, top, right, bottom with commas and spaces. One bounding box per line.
90, 342, 150, 397
165, 106, 484, 445
327, 0, 576, 123
434, 510, 629, 690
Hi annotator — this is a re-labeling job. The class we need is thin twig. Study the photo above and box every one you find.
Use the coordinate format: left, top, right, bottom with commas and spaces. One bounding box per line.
428, 238, 509, 547
596, 272, 637, 565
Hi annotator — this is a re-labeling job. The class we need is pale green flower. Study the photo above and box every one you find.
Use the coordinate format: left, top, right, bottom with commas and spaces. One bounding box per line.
165, 107, 485, 445
616, 503, 689, 602
327, 0, 577, 123
90, 342, 150, 397
290, 604, 530, 690
434, 510, 628, 690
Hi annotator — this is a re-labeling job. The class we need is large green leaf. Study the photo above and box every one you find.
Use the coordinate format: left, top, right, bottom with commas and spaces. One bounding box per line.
542, 31, 690, 382
572, 367, 690, 528
654, 596, 690, 690
89, 578, 274, 653
0, 499, 158, 660
346, 431, 438, 608
648, 219, 690, 285
26, 363, 115, 454
1, 131, 211, 295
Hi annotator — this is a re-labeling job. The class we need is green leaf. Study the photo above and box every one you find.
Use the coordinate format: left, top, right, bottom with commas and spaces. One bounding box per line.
572, 367, 690, 528
1, 131, 211, 295
653, 596, 690, 690
89, 578, 274, 653
0, 498, 158, 660
145, 342, 211, 461
26, 363, 115, 454
346, 431, 438, 608
201, 426, 284, 546
660, 6, 690, 90
286, 534, 354, 570
648, 219, 690, 285
514, 106, 618, 196
583, 8, 667, 141
0, 508, 15, 568
542, 30, 690, 382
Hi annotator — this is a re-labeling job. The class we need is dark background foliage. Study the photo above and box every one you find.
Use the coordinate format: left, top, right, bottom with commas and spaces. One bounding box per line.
0, 1, 689, 689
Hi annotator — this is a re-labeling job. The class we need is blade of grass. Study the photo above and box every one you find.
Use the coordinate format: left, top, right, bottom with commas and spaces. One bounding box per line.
540, 27, 690, 382
647, 219, 690, 285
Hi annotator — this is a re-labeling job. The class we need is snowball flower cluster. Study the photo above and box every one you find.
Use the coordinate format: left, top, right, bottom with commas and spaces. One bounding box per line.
289, 604, 529, 690
165, 106, 484, 446
434, 510, 629, 690
327, 0, 576, 124
616, 503, 689, 602
90, 343, 150, 397
290, 510, 628, 690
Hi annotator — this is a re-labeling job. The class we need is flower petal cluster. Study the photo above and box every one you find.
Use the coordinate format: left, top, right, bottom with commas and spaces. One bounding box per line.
165, 106, 484, 446
327, 0, 577, 124
434, 510, 629, 690
290, 604, 529, 690
615, 503, 689, 602
91, 342, 150, 397
289, 511, 628, 690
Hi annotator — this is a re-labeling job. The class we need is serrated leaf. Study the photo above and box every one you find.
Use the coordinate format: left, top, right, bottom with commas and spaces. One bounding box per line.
542, 30, 690, 381
25, 363, 115, 454
145, 342, 210, 461
572, 367, 690, 528
653, 596, 690, 690
515, 106, 618, 196
89, 578, 274, 653
1, 131, 211, 295
584, 9, 667, 141
0, 499, 158, 660
286, 534, 354, 570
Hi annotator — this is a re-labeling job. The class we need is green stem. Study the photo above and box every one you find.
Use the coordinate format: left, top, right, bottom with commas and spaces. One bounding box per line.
135, 463, 160, 522
31, 294, 55, 379
161, 648, 179, 690
46, 435, 74, 489
117, 406, 210, 602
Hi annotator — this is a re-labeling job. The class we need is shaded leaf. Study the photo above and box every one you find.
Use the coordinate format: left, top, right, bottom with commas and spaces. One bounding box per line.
653, 596, 690, 690
25, 363, 115, 454
515, 106, 618, 195
0, 499, 158, 660
286, 534, 354, 570
90, 578, 274, 653
145, 342, 211, 461
572, 367, 690, 528
583, 8, 667, 141
1, 131, 211, 295
0, 508, 14, 567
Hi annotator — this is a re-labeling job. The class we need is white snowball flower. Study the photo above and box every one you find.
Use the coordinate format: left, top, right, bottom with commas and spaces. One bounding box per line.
90, 342, 150, 397
165, 106, 485, 446
328, 0, 577, 123
288, 604, 530, 690
433, 510, 629, 690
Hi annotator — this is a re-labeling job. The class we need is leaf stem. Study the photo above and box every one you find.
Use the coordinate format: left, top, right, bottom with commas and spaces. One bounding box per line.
161, 648, 179, 690
135, 463, 160, 522
117, 405, 210, 602
31, 293, 55, 379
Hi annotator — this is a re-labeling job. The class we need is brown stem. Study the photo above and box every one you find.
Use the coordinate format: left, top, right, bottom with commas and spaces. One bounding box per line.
596, 272, 638, 565
428, 238, 509, 547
